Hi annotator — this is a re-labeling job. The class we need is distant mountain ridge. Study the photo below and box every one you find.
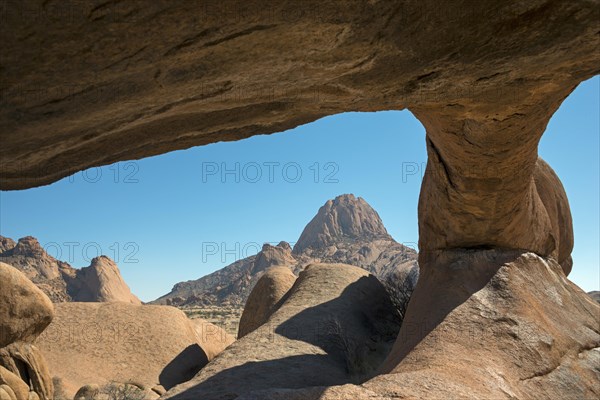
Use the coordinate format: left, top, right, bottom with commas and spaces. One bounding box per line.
0, 235, 140, 304
154, 194, 418, 307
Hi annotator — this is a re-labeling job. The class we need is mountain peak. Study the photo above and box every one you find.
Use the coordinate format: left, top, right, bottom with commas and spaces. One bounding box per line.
0, 236, 17, 253
292, 194, 391, 254
74, 255, 141, 304
7, 236, 48, 258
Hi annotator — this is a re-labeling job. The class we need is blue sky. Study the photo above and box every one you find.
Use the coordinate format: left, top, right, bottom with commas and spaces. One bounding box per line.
1, 77, 598, 301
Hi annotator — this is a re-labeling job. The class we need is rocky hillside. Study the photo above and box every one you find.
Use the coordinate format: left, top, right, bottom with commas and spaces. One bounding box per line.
0, 236, 140, 304
154, 194, 418, 307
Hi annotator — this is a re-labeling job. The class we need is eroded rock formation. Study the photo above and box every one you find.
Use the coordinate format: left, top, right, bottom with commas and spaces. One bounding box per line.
293, 195, 391, 254
372, 250, 600, 399
224, 252, 600, 400
415, 110, 576, 270
0, 1, 597, 191
72, 256, 141, 304
0, 263, 55, 400
238, 266, 296, 338
1, 1, 598, 398
154, 194, 417, 307
162, 263, 400, 399
35, 302, 233, 399
0, 236, 141, 304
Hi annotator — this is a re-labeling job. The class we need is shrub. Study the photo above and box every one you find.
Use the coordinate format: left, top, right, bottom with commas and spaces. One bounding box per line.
52, 377, 68, 400
99, 382, 146, 400
323, 318, 369, 380
382, 267, 419, 324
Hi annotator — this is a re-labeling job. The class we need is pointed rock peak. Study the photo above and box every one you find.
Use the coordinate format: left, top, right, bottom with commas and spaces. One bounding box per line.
0, 236, 17, 253
89, 255, 117, 268
261, 241, 292, 253
76, 255, 141, 304
7, 236, 48, 258
276, 241, 292, 252
253, 242, 295, 273
293, 194, 391, 254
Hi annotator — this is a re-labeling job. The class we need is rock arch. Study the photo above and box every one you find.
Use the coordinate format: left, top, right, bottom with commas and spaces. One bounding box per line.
1, 1, 599, 397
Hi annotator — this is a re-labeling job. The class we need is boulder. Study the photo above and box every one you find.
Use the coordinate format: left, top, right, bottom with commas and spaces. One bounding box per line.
73, 384, 99, 400
36, 303, 231, 399
231, 251, 600, 400
371, 250, 600, 399
0, 386, 16, 400
162, 263, 400, 399
0, 343, 53, 400
238, 266, 297, 338
0, 367, 28, 400
0, 262, 54, 347
191, 319, 235, 360
532, 158, 574, 275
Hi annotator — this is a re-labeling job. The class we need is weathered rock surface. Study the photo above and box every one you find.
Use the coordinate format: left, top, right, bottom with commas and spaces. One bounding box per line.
35, 302, 232, 399
371, 251, 600, 399
0, 385, 16, 400
190, 319, 235, 361
533, 158, 574, 274
154, 195, 417, 307
73, 384, 99, 400
252, 242, 297, 274
1, 1, 598, 399
0, 262, 54, 347
0, 2, 598, 193
0, 238, 68, 300
289, 195, 417, 280
71, 256, 141, 304
0, 236, 140, 303
0, 264, 55, 400
237, 384, 389, 400
229, 251, 600, 400
420, 144, 576, 273
161, 263, 400, 399
0, 367, 29, 400
238, 266, 296, 338
0, 343, 53, 400
0, 238, 16, 254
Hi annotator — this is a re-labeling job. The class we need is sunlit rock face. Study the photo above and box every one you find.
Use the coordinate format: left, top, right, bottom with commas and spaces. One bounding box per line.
237, 266, 296, 339
0, 0, 594, 271
293, 194, 391, 254
231, 251, 600, 400
36, 302, 234, 400
0, 263, 55, 400
153, 194, 417, 307
0, 236, 141, 304
1, 1, 599, 399
162, 263, 401, 400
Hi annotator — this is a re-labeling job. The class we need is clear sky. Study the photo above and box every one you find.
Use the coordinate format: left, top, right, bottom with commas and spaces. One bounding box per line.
1, 77, 598, 302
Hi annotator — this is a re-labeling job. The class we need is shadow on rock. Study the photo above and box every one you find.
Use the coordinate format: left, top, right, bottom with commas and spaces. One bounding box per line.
159, 344, 208, 390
